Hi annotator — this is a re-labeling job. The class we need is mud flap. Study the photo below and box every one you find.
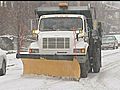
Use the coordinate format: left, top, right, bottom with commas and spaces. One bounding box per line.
21, 58, 80, 80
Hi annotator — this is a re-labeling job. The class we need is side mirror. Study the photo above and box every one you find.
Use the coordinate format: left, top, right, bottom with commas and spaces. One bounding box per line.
32, 29, 39, 40
30, 18, 39, 34
77, 28, 84, 38
78, 28, 83, 33
32, 29, 39, 35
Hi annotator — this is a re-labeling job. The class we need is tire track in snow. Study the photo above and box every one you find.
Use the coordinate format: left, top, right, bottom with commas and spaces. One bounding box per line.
26, 76, 66, 90
92, 50, 120, 90
98, 57, 120, 89
102, 51, 120, 58
39, 80, 63, 90
101, 59, 120, 72
101, 51, 120, 72
84, 49, 120, 90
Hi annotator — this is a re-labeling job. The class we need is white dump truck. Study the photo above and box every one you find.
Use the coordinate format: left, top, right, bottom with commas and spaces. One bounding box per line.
16, 3, 102, 80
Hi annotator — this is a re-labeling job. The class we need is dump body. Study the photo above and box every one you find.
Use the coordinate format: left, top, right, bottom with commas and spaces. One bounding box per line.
35, 5, 94, 29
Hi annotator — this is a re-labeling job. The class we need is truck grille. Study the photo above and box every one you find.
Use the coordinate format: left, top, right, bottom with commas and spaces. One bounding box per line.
43, 38, 70, 49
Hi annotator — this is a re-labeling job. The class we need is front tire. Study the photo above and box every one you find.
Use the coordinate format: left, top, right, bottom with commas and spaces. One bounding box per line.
93, 47, 101, 73
113, 45, 115, 49
80, 63, 88, 78
80, 53, 90, 78
0, 60, 6, 76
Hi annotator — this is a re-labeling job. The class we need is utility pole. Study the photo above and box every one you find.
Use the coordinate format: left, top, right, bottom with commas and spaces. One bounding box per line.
30, 19, 33, 31
17, 1, 22, 54
0, 1, 7, 7
77, 1, 80, 6
11, 1, 14, 8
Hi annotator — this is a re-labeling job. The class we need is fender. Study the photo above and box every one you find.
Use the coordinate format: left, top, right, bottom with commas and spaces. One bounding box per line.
74, 40, 89, 63
27, 41, 39, 53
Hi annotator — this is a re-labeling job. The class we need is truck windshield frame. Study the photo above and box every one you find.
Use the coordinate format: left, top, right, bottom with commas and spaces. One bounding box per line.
39, 17, 83, 31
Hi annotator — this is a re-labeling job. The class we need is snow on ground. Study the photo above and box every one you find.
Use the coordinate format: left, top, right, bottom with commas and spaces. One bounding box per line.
0, 48, 120, 90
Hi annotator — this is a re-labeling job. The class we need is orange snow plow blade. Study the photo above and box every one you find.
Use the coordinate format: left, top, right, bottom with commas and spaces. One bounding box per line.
21, 58, 80, 80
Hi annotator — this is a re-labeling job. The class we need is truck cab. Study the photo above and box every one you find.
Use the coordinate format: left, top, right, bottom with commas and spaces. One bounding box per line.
29, 14, 89, 56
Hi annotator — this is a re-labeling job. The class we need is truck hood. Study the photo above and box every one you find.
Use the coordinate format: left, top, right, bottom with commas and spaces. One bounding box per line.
38, 31, 74, 38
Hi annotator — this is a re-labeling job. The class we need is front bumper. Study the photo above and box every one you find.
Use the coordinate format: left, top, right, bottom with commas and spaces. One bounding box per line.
16, 53, 87, 63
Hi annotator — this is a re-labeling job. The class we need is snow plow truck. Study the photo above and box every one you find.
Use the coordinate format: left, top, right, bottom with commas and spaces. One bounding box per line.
16, 3, 102, 80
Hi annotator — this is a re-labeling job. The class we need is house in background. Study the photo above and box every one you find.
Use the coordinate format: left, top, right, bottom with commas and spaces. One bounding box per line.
0, 35, 35, 51
0, 35, 17, 50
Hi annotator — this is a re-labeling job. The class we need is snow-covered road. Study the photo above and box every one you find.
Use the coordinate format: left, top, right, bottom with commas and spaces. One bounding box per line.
0, 48, 120, 90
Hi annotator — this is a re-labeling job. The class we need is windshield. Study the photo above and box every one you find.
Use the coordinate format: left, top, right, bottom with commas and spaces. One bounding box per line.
39, 17, 83, 31
102, 36, 115, 42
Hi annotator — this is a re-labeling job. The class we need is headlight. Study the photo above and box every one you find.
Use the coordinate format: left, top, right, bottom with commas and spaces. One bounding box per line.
73, 48, 85, 53
29, 48, 39, 53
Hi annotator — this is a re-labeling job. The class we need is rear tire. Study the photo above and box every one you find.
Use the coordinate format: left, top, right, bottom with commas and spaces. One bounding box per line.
93, 60, 100, 73
116, 46, 118, 49
93, 47, 101, 73
0, 60, 6, 76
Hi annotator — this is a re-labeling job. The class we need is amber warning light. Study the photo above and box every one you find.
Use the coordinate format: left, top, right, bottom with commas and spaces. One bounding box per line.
58, 3, 68, 9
